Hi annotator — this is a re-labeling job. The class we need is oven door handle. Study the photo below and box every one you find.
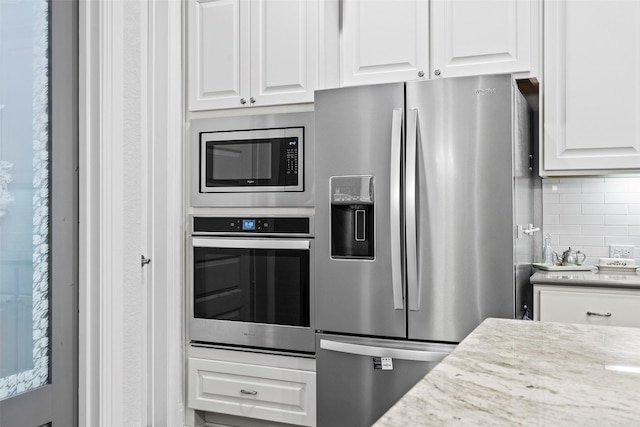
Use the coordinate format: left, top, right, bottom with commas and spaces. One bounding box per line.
192, 237, 310, 250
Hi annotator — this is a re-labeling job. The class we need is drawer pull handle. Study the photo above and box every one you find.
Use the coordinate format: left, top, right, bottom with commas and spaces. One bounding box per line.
587, 311, 612, 317
240, 389, 258, 396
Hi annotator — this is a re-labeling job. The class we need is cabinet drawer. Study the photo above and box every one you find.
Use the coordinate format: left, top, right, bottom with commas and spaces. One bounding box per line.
188, 357, 316, 426
538, 288, 640, 328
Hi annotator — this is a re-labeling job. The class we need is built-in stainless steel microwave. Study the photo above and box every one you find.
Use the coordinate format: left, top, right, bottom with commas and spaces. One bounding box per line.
201, 127, 303, 192
190, 113, 315, 208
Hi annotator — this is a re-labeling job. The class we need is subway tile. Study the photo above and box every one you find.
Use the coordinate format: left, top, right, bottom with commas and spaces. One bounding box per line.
559, 193, 604, 204
582, 182, 640, 193
604, 236, 640, 247
544, 225, 582, 235
605, 215, 640, 225
559, 215, 604, 225
603, 226, 629, 236
541, 178, 560, 184
578, 226, 628, 238
605, 193, 640, 204
559, 235, 605, 247
582, 246, 610, 257
629, 205, 640, 214
555, 177, 604, 184
543, 183, 582, 193
580, 226, 606, 235
581, 204, 628, 215
541, 177, 640, 262
543, 204, 581, 214
605, 177, 640, 183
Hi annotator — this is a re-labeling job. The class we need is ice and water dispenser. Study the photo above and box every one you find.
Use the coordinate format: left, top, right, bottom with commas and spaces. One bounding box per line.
330, 175, 374, 259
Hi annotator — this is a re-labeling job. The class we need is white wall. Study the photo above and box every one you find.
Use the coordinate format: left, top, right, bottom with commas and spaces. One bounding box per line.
542, 176, 640, 265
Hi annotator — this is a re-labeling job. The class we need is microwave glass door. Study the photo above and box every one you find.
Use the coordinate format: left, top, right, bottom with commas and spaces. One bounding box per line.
209, 141, 273, 181
193, 245, 310, 327
201, 128, 303, 191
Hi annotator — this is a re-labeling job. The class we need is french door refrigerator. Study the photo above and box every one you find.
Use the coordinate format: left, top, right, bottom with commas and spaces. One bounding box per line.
314, 74, 541, 427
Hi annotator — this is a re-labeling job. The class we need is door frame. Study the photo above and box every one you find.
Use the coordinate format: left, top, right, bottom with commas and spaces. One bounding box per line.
79, 0, 184, 425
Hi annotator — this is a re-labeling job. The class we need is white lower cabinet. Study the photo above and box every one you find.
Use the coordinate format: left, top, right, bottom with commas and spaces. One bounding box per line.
188, 347, 316, 427
533, 284, 640, 328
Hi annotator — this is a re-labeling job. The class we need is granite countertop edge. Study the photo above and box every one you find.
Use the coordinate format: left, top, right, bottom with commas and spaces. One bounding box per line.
530, 269, 640, 288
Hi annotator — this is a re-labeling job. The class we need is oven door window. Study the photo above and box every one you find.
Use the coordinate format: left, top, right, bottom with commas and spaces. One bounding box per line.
193, 246, 310, 327
204, 137, 298, 187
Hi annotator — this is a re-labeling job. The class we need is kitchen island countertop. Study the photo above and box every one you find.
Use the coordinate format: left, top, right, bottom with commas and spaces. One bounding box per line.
374, 318, 640, 426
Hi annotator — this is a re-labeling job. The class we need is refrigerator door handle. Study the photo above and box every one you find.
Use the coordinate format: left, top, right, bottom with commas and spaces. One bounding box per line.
390, 108, 404, 310
406, 109, 420, 311
320, 339, 451, 362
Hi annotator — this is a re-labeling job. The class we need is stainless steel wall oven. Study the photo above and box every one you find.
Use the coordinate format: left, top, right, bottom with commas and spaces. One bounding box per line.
189, 216, 315, 354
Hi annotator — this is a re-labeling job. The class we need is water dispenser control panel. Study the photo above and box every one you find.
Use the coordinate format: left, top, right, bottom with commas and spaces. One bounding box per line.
330, 175, 374, 205
330, 175, 375, 259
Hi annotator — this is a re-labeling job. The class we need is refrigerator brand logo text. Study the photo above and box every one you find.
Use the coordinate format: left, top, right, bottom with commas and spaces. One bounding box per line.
475, 88, 497, 96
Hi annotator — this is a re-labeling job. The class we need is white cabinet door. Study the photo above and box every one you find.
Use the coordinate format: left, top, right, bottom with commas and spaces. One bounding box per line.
543, 0, 640, 173
431, 0, 538, 79
188, 0, 250, 111
189, 357, 316, 426
188, 0, 316, 111
251, 0, 317, 106
535, 286, 640, 328
341, 0, 429, 86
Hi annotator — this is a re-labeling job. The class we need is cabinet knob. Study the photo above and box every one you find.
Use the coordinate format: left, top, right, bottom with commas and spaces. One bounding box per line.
434, 69, 441, 77
240, 98, 246, 104
418, 70, 424, 78
250, 97, 256, 104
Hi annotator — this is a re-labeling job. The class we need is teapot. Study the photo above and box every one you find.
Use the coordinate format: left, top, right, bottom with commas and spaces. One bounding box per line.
553, 247, 586, 266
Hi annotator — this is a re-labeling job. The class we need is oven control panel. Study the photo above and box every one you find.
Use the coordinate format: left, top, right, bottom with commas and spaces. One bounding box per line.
192, 216, 311, 235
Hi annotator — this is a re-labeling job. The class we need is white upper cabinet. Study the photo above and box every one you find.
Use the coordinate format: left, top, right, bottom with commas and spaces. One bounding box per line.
251, 0, 317, 106
543, 0, 640, 173
340, 0, 429, 86
188, 0, 249, 110
188, 0, 317, 111
431, 0, 539, 79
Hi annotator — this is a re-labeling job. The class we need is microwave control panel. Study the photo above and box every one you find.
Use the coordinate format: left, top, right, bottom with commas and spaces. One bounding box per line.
286, 141, 299, 176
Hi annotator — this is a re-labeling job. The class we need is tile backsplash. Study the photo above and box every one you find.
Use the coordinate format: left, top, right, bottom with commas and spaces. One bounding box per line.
542, 177, 640, 266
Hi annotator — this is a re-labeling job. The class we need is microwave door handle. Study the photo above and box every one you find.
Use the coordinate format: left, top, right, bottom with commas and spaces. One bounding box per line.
390, 108, 404, 310
191, 237, 310, 250
406, 109, 419, 312
320, 339, 451, 363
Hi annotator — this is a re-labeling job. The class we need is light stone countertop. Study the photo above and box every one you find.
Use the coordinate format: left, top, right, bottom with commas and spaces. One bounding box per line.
530, 270, 640, 288
374, 318, 640, 426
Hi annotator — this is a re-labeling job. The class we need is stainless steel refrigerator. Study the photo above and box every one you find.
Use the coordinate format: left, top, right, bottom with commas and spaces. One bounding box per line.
314, 74, 541, 426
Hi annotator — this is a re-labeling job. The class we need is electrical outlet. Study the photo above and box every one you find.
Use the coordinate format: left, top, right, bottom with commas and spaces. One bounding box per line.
609, 244, 634, 258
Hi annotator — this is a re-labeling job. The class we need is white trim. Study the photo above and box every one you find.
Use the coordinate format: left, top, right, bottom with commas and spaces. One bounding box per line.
99, 0, 126, 423
146, 0, 185, 425
80, 0, 184, 425
79, 0, 101, 424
